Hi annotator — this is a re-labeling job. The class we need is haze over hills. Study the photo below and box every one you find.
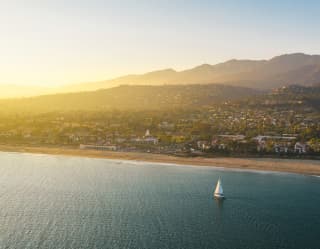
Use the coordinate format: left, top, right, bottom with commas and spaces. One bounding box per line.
1, 53, 320, 99
0, 84, 49, 98
0, 84, 261, 113
58, 53, 320, 93
2, 83, 320, 115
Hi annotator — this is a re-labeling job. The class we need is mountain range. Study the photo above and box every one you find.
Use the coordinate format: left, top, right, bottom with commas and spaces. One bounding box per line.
59, 53, 320, 93
1, 53, 320, 99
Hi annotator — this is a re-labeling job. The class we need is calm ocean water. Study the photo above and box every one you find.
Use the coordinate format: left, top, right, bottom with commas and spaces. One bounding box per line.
0, 152, 319, 249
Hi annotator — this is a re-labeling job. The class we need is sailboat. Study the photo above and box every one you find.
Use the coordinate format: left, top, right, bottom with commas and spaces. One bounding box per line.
214, 178, 225, 199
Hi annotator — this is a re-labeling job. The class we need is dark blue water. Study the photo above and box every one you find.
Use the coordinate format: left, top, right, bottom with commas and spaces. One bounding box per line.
0, 152, 319, 249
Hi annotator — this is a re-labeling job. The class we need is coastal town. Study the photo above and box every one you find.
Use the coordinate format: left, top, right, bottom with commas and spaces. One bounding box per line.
1, 92, 319, 158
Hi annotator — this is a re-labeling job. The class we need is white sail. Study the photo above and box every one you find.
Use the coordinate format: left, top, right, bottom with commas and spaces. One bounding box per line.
214, 178, 224, 198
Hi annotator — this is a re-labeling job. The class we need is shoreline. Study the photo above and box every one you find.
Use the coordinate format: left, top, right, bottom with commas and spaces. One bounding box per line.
0, 145, 320, 176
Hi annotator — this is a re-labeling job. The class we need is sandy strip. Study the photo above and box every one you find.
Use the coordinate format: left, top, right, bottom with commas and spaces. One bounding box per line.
0, 145, 320, 176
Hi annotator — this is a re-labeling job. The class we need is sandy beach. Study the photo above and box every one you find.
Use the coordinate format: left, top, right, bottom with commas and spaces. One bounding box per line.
0, 145, 320, 176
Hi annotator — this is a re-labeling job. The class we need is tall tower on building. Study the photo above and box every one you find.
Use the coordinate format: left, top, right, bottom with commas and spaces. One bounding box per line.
145, 129, 151, 137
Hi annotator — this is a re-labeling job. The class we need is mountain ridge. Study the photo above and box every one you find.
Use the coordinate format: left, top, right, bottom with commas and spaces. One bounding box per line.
58, 53, 320, 93
1, 53, 320, 98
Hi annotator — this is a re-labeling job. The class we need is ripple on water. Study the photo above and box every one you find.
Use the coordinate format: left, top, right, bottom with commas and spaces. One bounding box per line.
0, 152, 319, 249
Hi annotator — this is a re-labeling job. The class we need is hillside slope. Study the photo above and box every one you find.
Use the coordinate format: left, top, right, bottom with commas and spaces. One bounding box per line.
0, 84, 261, 113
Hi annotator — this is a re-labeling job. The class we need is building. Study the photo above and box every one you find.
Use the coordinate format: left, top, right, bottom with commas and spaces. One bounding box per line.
80, 144, 117, 151
294, 142, 308, 154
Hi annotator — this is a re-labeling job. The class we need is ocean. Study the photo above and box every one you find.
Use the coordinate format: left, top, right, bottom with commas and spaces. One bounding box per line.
0, 152, 319, 249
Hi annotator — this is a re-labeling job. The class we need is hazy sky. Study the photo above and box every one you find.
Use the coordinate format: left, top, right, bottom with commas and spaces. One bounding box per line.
0, 0, 320, 86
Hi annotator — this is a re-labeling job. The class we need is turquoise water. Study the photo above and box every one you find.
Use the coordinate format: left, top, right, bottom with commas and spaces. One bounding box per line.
0, 152, 319, 249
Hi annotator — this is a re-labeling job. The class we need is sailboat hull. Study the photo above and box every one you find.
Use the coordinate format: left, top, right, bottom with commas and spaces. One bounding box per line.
214, 193, 225, 199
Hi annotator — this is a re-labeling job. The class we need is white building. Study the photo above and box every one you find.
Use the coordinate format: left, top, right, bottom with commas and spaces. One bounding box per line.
294, 142, 307, 154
